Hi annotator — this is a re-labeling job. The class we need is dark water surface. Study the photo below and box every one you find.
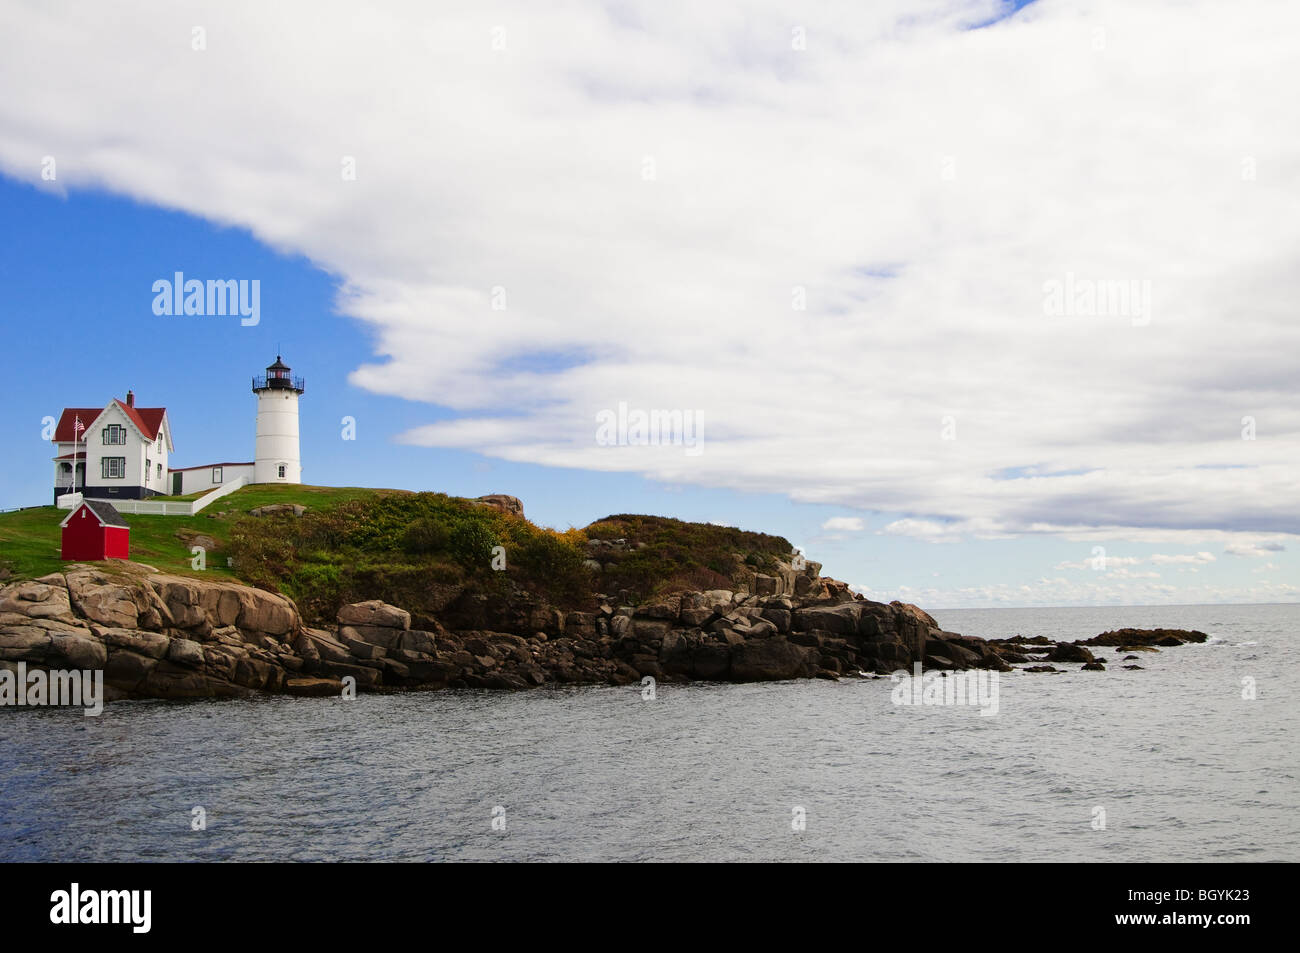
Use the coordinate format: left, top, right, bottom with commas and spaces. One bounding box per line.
2, 603, 1296, 861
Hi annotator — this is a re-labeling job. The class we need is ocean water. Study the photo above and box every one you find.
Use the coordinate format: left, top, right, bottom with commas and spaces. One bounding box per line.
1, 603, 1296, 862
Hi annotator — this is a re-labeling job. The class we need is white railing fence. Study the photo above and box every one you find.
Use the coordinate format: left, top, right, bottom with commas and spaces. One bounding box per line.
191, 476, 249, 513
87, 499, 197, 515
74, 476, 250, 517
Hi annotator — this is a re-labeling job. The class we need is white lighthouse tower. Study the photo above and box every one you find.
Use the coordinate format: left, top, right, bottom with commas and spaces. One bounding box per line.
252, 356, 305, 484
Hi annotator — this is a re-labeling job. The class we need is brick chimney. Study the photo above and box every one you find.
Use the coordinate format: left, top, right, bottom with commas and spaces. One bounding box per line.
126, 390, 134, 407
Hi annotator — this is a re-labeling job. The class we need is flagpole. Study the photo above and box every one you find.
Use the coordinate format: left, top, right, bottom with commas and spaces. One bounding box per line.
73, 416, 81, 498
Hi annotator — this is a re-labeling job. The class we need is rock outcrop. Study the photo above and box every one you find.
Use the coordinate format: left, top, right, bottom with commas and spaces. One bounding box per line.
0, 560, 1212, 705
0, 567, 301, 701
248, 504, 306, 517
1081, 627, 1209, 647
470, 494, 524, 518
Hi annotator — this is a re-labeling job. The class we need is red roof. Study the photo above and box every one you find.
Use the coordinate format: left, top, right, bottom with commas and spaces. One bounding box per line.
114, 400, 166, 441
53, 409, 103, 443
53, 401, 166, 442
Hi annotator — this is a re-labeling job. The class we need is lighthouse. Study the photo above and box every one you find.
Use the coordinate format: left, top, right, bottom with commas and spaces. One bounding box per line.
252, 356, 305, 484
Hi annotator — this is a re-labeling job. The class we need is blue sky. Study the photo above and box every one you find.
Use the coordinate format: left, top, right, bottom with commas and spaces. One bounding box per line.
0, 0, 1296, 608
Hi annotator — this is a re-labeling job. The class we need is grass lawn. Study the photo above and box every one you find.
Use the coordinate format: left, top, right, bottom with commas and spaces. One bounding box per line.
0, 484, 402, 583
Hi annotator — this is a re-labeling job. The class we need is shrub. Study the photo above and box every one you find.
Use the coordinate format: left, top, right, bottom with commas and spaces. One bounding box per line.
658, 567, 734, 594
513, 531, 591, 604
286, 563, 343, 621
582, 514, 791, 600
447, 520, 498, 571
227, 516, 296, 587
227, 494, 788, 625
401, 517, 451, 555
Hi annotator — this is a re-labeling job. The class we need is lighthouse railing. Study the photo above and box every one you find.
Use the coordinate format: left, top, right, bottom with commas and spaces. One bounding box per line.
252, 375, 305, 391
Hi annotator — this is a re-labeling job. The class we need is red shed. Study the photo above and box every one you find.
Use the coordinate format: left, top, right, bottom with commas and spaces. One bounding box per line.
60, 500, 130, 561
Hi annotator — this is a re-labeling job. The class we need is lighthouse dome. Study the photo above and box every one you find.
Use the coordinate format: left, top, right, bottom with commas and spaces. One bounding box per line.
252, 355, 305, 394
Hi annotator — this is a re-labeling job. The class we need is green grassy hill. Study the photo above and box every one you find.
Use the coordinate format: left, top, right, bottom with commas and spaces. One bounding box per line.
0, 485, 795, 626
0, 485, 392, 583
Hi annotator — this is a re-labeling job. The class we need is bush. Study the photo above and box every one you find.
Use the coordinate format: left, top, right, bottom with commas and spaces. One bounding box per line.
226, 493, 787, 625
658, 567, 734, 594
227, 516, 296, 587
513, 531, 591, 604
286, 563, 343, 621
401, 517, 450, 555
582, 514, 791, 600
448, 520, 498, 571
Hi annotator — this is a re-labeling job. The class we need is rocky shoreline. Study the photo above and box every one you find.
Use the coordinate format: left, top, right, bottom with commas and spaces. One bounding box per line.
0, 558, 1208, 703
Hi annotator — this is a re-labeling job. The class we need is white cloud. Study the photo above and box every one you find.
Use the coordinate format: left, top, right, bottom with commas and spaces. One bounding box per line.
881, 518, 961, 543
1104, 568, 1161, 580
1150, 552, 1217, 565
1225, 541, 1287, 558
1, 0, 1298, 548
1054, 555, 1142, 570
821, 516, 866, 532
1056, 551, 1220, 571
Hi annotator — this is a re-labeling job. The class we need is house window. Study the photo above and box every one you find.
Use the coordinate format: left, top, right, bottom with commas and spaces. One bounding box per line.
278, 465, 286, 478
146, 457, 151, 476
212, 467, 223, 484
103, 424, 126, 445
102, 457, 125, 479
157, 463, 162, 477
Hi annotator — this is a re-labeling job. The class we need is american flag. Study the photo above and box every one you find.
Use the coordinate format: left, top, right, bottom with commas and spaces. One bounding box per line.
71, 415, 84, 491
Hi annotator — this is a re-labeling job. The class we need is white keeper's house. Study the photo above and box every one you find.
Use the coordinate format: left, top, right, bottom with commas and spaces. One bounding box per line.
52, 356, 305, 504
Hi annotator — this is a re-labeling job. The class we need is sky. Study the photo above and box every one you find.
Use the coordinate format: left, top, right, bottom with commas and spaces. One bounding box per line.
0, 0, 1296, 608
